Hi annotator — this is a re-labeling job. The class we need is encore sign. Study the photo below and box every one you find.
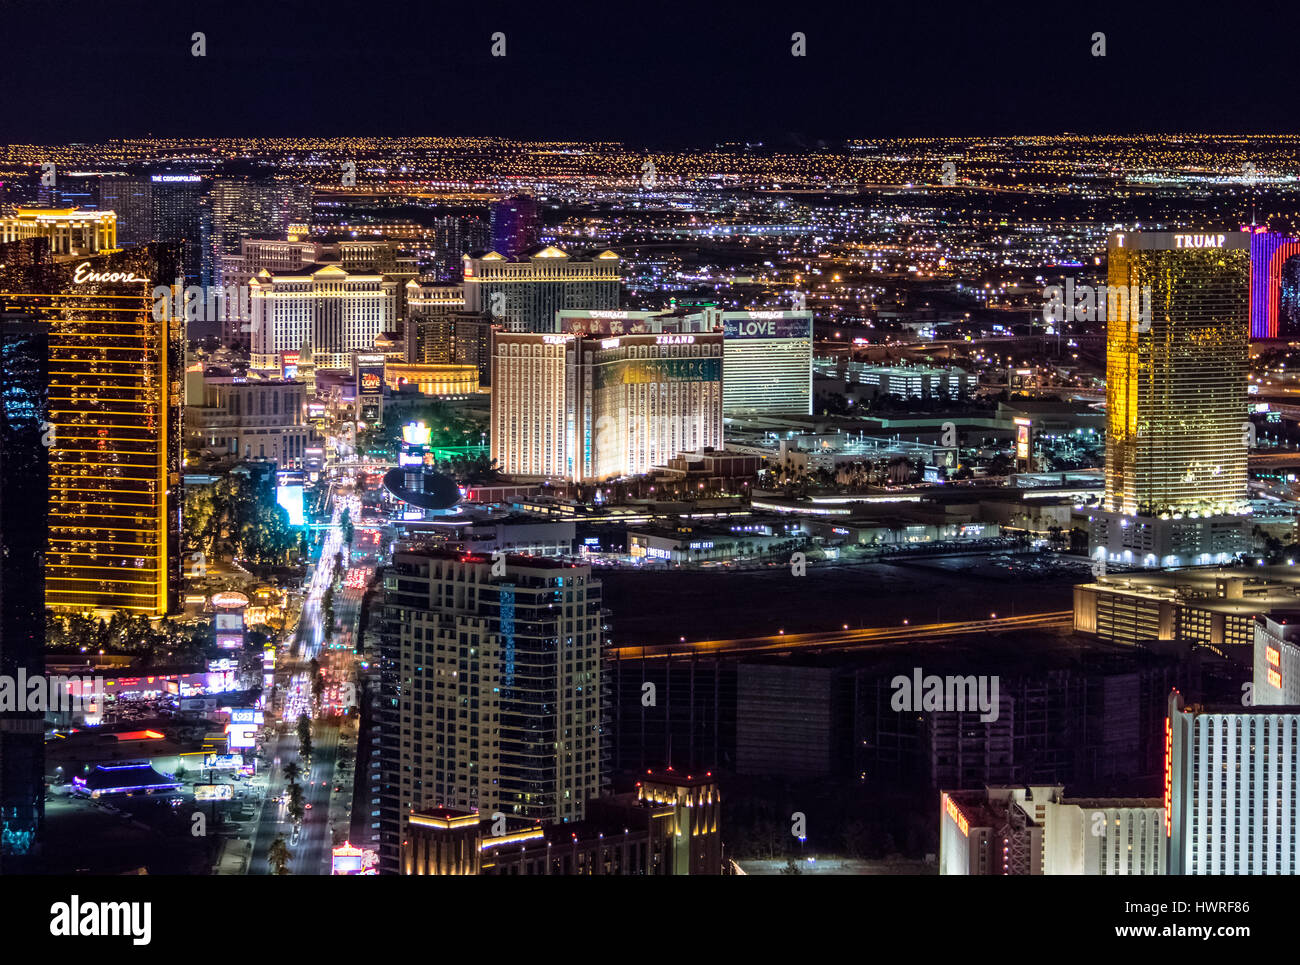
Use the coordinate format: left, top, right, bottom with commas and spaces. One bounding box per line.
72, 262, 148, 285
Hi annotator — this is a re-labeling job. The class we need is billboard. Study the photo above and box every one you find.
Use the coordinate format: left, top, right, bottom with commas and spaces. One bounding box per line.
593, 356, 720, 390
1014, 417, 1031, 461
276, 482, 306, 526
195, 784, 233, 802
204, 754, 242, 770
331, 842, 378, 875
226, 708, 263, 749
402, 422, 432, 446
282, 351, 299, 380
215, 612, 243, 632
356, 354, 385, 395
721, 312, 812, 340
356, 353, 385, 423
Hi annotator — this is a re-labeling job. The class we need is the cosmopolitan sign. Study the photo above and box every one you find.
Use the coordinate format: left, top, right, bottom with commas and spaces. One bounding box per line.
72, 262, 148, 285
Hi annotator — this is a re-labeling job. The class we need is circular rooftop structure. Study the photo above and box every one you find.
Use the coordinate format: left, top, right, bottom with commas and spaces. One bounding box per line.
383, 467, 461, 511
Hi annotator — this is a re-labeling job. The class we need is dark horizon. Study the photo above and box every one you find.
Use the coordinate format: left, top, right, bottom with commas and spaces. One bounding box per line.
3, 0, 1299, 146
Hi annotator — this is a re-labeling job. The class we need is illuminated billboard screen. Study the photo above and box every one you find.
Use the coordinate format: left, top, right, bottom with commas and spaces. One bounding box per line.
195, 784, 233, 802
722, 313, 812, 340
215, 633, 243, 650
227, 709, 263, 749
357, 355, 385, 397
276, 483, 306, 526
215, 612, 243, 632
402, 422, 432, 446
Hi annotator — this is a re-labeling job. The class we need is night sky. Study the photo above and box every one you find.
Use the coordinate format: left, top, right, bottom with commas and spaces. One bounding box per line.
1, 0, 1298, 145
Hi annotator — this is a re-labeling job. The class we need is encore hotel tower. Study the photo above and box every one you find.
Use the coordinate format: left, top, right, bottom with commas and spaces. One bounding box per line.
0, 238, 183, 616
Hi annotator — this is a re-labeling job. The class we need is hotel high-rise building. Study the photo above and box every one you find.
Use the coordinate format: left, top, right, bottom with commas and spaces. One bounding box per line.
1252, 612, 1300, 705
224, 239, 414, 347
95, 177, 153, 247
1092, 230, 1251, 566
491, 330, 724, 481
0, 239, 184, 616
464, 247, 620, 332
1247, 226, 1300, 339
96, 174, 211, 290
248, 263, 398, 371
1166, 691, 1300, 874
489, 194, 541, 260
940, 786, 1165, 875
555, 307, 812, 416
0, 208, 118, 256
402, 772, 722, 875
0, 313, 49, 869
377, 549, 609, 874
208, 177, 311, 311
718, 310, 812, 415
208, 178, 312, 259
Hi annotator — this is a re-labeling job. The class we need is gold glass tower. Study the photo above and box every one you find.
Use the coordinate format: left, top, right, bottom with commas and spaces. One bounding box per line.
1103, 231, 1251, 518
0, 240, 183, 616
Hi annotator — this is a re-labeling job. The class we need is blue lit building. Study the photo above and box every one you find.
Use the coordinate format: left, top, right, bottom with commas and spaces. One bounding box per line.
0, 309, 49, 869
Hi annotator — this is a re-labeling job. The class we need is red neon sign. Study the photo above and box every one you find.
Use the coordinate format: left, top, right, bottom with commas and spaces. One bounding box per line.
1170, 717, 1180, 837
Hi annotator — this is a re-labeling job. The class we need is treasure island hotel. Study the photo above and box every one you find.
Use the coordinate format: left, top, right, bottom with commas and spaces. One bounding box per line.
1090, 230, 1252, 567
0, 224, 183, 617
491, 330, 724, 482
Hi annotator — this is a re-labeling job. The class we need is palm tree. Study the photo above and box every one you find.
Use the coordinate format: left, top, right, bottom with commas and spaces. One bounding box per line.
269, 835, 291, 875
287, 782, 304, 823
283, 761, 302, 785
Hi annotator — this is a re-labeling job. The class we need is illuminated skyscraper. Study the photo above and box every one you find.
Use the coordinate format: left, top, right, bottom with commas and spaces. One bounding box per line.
489, 194, 540, 260
208, 178, 311, 256
0, 208, 117, 256
0, 239, 183, 616
1247, 226, 1300, 339
0, 313, 49, 868
377, 549, 609, 874
1166, 691, 1300, 874
464, 247, 620, 332
95, 177, 153, 247
96, 174, 210, 290
491, 330, 724, 481
1093, 230, 1251, 565
555, 307, 813, 417
248, 263, 398, 371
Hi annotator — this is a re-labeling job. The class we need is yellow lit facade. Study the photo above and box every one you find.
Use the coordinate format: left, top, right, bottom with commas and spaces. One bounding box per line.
382, 362, 479, 396
1103, 231, 1251, 518
491, 331, 724, 482
0, 208, 118, 256
463, 247, 620, 332
0, 242, 182, 616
